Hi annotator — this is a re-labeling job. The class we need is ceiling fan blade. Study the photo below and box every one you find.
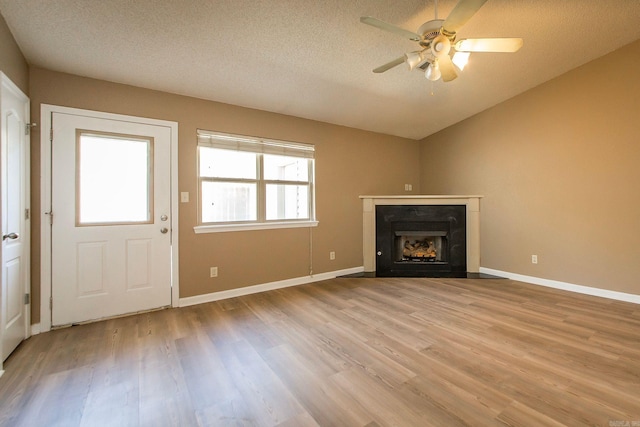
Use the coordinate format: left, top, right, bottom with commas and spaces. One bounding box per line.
439, 55, 458, 82
373, 56, 406, 73
454, 38, 524, 52
360, 16, 421, 42
442, 0, 489, 33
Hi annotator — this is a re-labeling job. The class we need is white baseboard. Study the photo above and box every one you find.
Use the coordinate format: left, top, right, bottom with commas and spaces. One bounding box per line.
179, 266, 364, 308
480, 267, 640, 305
30, 323, 41, 336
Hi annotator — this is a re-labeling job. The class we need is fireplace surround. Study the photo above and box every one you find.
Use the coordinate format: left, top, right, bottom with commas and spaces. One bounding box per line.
361, 195, 482, 277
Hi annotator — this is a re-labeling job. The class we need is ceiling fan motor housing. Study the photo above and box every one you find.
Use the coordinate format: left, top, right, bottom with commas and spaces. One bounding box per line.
417, 19, 444, 44
417, 20, 456, 48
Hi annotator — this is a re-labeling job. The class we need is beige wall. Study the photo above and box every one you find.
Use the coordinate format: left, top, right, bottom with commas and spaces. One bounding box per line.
0, 12, 28, 93
8, 7, 638, 324
419, 40, 640, 296
28, 67, 421, 322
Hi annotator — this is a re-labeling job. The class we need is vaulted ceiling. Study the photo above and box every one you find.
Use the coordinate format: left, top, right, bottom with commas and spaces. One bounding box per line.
1, 0, 639, 139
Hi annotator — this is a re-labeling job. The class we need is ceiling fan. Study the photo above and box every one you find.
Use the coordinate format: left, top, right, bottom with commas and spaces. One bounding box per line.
360, 0, 523, 82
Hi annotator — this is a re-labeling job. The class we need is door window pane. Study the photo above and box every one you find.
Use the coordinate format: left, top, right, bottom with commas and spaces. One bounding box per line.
202, 181, 257, 222
78, 132, 152, 225
266, 184, 309, 220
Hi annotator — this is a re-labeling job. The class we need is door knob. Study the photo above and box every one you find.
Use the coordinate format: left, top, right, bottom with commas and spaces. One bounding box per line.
160, 215, 168, 221
3, 232, 19, 241
160, 228, 168, 234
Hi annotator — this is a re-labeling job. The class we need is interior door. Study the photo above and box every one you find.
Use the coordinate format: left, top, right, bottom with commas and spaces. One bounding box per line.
1, 73, 30, 362
51, 111, 172, 326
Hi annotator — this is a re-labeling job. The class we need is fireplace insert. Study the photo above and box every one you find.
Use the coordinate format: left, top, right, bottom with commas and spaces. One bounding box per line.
375, 205, 466, 277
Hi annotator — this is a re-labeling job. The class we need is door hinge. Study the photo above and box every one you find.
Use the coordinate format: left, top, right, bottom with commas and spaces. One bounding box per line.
50, 127, 53, 142
24, 293, 30, 304
25, 208, 30, 220
45, 211, 53, 225
50, 297, 53, 310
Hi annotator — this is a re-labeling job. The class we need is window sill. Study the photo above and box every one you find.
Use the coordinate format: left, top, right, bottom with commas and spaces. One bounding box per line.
194, 220, 319, 234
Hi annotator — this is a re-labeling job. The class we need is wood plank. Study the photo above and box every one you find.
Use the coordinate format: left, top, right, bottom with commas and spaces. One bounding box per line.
1, 277, 639, 425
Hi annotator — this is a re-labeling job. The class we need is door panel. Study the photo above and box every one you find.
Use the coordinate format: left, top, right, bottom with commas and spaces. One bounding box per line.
1, 74, 29, 362
6, 260, 21, 319
125, 238, 153, 290
51, 112, 172, 326
77, 241, 107, 296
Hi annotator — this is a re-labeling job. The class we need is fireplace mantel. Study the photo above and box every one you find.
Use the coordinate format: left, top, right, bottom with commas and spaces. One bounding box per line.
360, 195, 482, 274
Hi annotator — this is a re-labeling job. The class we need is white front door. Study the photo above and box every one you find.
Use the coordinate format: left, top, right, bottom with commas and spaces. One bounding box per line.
1, 73, 30, 362
50, 110, 174, 326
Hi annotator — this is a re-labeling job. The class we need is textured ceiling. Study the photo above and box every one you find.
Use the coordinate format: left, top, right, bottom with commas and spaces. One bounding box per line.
1, 0, 640, 140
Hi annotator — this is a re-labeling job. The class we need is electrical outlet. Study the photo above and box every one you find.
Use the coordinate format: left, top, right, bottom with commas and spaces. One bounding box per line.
329, 251, 336, 260
531, 255, 538, 264
210, 266, 218, 277
404, 184, 413, 191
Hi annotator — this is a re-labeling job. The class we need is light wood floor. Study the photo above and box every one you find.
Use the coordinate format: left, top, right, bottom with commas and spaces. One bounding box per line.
1, 277, 639, 426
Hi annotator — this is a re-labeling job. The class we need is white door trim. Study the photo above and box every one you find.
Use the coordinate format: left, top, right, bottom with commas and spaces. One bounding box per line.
40, 104, 179, 332
1, 72, 30, 372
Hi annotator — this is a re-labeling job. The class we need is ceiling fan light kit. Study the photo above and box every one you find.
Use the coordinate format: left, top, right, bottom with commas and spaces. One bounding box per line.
431, 34, 451, 58
425, 61, 441, 81
452, 51, 471, 70
361, 0, 523, 83
405, 51, 426, 70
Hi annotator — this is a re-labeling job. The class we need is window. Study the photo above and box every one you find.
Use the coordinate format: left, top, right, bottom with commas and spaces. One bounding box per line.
196, 130, 316, 232
77, 131, 153, 225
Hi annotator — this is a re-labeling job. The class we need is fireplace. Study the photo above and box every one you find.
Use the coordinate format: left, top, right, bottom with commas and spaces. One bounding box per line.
376, 205, 466, 277
361, 195, 482, 277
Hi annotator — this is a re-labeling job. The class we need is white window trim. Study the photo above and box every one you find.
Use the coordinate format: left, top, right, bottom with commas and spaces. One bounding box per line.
194, 220, 319, 234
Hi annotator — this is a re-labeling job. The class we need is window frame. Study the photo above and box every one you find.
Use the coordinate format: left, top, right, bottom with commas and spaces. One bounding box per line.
76, 129, 154, 227
194, 130, 318, 234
